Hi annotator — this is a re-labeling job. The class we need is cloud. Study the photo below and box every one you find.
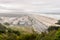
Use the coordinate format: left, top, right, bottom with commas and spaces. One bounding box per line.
0, 9, 13, 13
0, 0, 60, 13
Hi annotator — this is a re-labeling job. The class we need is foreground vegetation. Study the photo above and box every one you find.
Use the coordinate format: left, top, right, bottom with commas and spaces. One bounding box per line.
0, 20, 60, 40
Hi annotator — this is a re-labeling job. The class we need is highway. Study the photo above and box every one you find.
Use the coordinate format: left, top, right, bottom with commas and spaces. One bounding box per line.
29, 15, 58, 33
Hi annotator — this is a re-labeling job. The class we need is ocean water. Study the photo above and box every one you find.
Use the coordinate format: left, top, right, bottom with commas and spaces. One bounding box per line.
39, 14, 60, 20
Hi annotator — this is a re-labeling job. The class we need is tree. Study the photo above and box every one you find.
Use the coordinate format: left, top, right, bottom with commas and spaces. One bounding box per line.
55, 28, 60, 40
0, 23, 7, 34
4, 22, 10, 26
48, 26, 59, 32
56, 20, 60, 25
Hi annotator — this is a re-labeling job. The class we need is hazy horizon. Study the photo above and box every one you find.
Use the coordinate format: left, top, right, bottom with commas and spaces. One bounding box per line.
0, 0, 60, 19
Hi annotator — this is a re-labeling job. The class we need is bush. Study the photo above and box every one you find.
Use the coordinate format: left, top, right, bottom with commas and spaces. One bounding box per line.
19, 34, 37, 40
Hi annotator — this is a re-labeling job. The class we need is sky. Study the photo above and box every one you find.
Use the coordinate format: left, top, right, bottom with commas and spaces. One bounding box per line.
0, 0, 60, 13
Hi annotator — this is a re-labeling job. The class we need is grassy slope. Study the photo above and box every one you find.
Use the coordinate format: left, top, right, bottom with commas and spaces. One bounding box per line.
4, 24, 33, 34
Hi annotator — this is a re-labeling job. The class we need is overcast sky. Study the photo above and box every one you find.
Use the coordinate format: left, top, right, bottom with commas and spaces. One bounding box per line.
0, 0, 60, 13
